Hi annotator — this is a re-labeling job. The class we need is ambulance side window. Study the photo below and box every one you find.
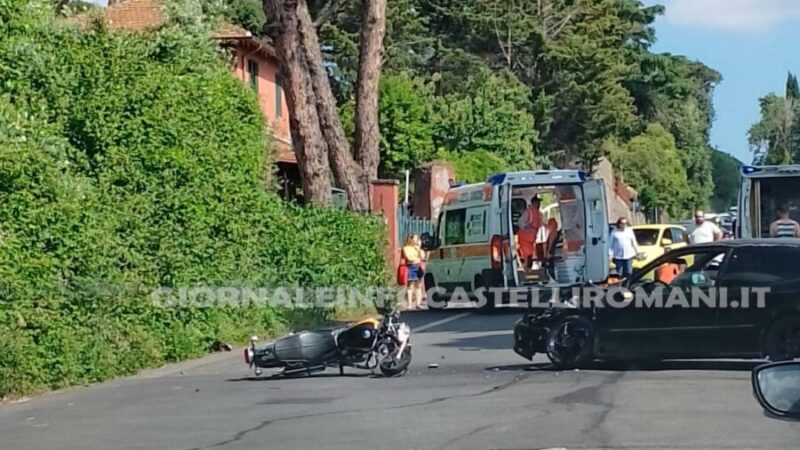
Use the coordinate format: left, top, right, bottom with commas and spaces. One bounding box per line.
465, 206, 488, 244
444, 209, 466, 245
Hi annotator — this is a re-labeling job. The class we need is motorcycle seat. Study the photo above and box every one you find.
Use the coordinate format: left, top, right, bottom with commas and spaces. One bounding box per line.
272, 330, 337, 363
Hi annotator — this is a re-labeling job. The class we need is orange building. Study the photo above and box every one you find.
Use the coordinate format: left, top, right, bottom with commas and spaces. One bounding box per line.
73, 0, 300, 198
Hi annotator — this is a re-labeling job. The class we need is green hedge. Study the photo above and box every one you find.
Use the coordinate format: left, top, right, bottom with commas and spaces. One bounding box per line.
0, 1, 387, 397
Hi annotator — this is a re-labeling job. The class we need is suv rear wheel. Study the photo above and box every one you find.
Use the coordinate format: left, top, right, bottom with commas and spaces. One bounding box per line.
765, 316, 800, 361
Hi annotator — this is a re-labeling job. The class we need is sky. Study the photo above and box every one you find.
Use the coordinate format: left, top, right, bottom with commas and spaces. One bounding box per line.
644, 0, 800, 164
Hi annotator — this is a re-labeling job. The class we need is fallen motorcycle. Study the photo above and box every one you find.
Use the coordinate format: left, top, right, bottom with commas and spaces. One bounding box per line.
244, 309, 412, 377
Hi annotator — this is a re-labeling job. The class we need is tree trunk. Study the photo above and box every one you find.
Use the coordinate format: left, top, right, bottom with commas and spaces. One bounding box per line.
264, 0, 332, 206
262, 0, 388, 211
295, 0, 371, 211
353, 0, 386, 182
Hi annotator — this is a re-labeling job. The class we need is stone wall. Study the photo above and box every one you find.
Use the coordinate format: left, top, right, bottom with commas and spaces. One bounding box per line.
410, 163, 454, 220
593, 158, 646, 225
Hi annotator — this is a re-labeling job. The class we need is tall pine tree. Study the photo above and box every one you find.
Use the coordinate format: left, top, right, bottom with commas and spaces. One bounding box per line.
786, 72, 800, 100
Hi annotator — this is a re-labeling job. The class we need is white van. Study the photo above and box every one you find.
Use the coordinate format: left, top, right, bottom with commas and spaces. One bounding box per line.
737, 165, 800, 238
423, 170, 609, 308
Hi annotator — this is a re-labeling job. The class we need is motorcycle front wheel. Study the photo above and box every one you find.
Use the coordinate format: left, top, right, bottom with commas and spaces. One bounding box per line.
379, 345, 412, 377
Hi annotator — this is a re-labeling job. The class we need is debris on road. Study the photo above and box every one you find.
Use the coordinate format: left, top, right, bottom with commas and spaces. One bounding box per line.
211, 341, 233, 352
427, 363, 439, 369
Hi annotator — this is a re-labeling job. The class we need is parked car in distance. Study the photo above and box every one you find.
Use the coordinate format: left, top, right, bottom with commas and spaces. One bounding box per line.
630, 224, 686, 269
514, 239, 800, 368
608, 224, 686, 273
718, 213, 733, 232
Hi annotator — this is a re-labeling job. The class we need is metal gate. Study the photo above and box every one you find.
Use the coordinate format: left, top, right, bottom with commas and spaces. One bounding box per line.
397, 205, 434, 245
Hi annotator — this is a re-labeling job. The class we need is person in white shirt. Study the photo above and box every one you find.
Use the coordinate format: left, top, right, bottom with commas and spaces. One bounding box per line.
687, 210, 722, 244
609, 217, 640, 278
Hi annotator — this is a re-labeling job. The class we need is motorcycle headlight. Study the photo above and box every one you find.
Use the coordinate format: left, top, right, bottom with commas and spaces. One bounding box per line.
397, 324, 410, 342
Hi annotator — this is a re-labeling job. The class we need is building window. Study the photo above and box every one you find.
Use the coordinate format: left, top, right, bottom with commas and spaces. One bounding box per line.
247, 59, 259, 92
275, 73, 283, 118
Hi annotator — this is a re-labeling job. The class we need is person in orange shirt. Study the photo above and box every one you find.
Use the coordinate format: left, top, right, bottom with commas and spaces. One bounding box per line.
516, 195, 544, 268
656, 258, 687, 284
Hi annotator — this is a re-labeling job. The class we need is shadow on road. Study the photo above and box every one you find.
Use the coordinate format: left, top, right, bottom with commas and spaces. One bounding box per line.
432, 332, 513, 350
487, 359, 763, 373
226, 372, 373, 383
402, 307, 528, 334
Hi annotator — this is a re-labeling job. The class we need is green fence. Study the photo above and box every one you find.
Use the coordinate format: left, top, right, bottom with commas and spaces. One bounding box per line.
397, 205, 434, 245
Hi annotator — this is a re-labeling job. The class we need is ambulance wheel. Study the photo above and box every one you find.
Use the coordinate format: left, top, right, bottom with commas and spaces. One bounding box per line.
472, 275, 483, 297
424, 274, 447, 310
765, 316, 800, 361
477, 269, 500, 313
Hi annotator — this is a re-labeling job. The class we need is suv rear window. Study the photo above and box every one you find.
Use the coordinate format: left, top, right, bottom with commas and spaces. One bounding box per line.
725, 247, 800, 281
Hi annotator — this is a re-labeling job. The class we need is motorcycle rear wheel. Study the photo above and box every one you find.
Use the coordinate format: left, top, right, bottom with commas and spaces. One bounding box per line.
379, 346, 412, 377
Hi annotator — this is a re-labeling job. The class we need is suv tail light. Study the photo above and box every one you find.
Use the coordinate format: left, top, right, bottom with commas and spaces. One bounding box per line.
490, 234, 503, 270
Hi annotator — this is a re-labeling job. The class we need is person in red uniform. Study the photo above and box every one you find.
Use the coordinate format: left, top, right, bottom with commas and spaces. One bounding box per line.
516, 195, 544, 267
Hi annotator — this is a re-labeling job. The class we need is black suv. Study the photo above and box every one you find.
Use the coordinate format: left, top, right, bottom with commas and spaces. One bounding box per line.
513, 239, 800, 368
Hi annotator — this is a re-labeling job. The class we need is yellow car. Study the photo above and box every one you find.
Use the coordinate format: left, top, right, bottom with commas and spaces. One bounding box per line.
609, 224, 689, 279
630, 224, 687, 269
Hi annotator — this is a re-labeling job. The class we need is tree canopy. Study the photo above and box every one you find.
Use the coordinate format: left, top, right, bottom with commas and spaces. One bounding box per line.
291, 0, 720, 213
217, 0, 724, 212
610, 123, 690, 218
709, 149, 742, 211
749, 72, 800, 165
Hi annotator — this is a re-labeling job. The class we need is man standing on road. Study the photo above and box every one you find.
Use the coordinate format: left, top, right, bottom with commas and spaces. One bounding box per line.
609, 217, 640, 278
686, 210, 722, 244
769, 206, 800, 238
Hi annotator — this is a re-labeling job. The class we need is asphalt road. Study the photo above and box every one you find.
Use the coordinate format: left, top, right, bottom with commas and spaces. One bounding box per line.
3, 307, 800, 450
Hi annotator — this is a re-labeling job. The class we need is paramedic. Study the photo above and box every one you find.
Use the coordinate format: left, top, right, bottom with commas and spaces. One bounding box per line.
516, 195, 544, 266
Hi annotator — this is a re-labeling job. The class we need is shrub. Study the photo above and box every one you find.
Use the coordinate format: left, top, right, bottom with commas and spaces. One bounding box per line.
0, 1, 387, 398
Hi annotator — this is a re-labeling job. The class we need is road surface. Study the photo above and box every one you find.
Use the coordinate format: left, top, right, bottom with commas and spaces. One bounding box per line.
2, 307, 800, 449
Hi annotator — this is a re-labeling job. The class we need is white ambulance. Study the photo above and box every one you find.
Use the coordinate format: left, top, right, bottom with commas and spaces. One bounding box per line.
422, 170, 609, 309
737, 165, 800, 238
